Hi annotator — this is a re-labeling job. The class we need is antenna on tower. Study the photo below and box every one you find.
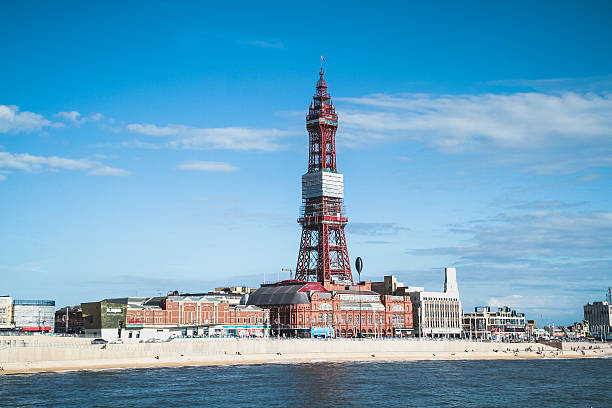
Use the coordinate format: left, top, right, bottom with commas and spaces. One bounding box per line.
607, 287, 611, 304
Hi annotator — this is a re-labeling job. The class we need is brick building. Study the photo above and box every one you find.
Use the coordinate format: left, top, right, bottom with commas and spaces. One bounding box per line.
125, 295, 269, 340
54, 305, 84, 334
247, 280, 413, 337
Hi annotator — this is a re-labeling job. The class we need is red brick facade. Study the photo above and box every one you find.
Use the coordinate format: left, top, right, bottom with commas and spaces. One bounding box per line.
126, 297, 268, 328
251, 282, 414, 337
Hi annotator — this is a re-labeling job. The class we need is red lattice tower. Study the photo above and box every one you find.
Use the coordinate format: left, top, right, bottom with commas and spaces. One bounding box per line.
295, 66, 353, 284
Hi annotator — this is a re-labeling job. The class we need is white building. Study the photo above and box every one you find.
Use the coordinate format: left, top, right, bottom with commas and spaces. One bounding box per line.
13, 299, 56, 333
463, 306, 527, 340
408, 268, 462, 338
0, 296, 13, 330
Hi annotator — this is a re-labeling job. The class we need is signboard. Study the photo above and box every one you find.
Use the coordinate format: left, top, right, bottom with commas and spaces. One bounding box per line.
311, 327, 334, 338
338, 294, 380, 302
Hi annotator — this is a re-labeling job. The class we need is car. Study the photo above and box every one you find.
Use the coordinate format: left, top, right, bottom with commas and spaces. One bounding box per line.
91, 338, 108, 344
110, 338, 123, 344
144, 338, 162, 343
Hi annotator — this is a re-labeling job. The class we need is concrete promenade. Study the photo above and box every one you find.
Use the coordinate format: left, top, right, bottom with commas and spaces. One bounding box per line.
1, 337, 611, 374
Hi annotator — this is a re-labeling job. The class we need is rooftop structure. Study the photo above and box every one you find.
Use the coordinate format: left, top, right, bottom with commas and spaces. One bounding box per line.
213, 286, 257, 295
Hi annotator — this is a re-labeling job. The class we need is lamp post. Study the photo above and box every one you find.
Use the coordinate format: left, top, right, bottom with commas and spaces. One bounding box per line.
355, 257, 363, 338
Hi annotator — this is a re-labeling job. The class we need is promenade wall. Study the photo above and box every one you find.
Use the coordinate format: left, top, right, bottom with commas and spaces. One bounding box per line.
0, 338, 554, 364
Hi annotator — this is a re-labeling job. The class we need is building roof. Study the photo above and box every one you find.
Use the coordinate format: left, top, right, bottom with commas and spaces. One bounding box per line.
13, 299, 55, 306
247, 281, 327, 306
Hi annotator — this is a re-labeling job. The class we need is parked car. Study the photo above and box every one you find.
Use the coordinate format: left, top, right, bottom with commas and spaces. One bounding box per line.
91, 338, 108, 344
145, 338, 162, 343
110, 338, 123, 344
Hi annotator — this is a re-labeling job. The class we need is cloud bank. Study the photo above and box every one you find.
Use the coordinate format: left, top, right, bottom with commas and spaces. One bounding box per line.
127, 123, 291, 151
337, 92, 612, 164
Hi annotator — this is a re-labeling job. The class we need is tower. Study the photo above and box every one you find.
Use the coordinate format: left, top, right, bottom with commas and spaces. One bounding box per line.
295, 66, 353, 284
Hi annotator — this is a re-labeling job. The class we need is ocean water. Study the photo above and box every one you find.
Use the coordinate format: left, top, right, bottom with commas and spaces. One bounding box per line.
1, 359, 611, 407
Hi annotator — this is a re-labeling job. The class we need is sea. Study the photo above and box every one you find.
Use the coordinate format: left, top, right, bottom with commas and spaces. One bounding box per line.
1, 358, 611, 407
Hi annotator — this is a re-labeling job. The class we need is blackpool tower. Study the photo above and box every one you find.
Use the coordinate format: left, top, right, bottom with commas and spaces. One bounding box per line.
295, 65, 353, 284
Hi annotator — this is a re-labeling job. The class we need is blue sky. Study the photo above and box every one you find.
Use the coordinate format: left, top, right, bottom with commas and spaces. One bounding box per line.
1, 1, 611, 325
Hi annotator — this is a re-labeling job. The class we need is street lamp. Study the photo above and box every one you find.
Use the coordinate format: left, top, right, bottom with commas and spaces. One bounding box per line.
355, 257, 363, 338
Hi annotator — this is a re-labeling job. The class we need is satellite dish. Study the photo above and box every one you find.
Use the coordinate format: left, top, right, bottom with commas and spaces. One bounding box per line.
355, 257, 363, 274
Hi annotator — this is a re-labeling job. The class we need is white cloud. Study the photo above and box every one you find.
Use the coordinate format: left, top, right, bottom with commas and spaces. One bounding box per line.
0, 151, 128, 178
0, 105, 59, 133
126, 123, 178, 136
88, 165, 129, 176
93, 154, 119, 159
177, 160, 239, 172
127, 123, 291, 151
245, 39, 284, 49
337, 92, 612, 152
57, 111, 81, 123
487, 294, 523, 308
56, 111, 105, 126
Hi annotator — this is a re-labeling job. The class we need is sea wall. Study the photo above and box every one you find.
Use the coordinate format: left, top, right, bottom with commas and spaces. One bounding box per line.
0, 338, 554, 364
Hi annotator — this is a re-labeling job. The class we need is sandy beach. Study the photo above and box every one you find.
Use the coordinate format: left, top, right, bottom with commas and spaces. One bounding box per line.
2, 337, 611, 375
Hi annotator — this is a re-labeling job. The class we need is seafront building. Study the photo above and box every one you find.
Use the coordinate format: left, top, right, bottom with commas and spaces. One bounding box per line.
12, 299, 56, 333
407, 268, 462, 338
372, 270, 463, 338
247, 280, 413, 337
0, 298, 56, 333
0, 296, 14, 331
54, 305, 84, 334
584, 301, 612, 340
126, 295, 268, 339
561, 320, 590, 339
82, 295, 268, 341
462, 306, 527, 340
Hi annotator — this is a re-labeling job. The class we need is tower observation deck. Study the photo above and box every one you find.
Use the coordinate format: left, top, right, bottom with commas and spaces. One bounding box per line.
295, 67, 353, 284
